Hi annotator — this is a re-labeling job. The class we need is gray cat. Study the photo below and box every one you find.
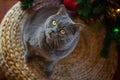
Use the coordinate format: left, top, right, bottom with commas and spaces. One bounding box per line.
21, 5, 83, 78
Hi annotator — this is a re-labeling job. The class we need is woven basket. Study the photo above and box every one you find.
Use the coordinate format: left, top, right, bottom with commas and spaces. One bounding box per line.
0, 2, 118, 80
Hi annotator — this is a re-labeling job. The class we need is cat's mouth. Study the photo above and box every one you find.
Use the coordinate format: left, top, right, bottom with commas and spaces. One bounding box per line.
48, 32, 58, 39
49, 33, 52, 38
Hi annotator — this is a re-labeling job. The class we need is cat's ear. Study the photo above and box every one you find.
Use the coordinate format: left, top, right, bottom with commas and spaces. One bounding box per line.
72, 23, 84, 33
56, 5, 68, 16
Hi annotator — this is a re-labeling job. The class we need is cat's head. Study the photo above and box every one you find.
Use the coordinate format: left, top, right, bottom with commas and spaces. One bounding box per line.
44, 5, 83, 49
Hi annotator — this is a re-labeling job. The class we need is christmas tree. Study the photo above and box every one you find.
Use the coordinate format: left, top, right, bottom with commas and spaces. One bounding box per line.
64, 0, 120, 58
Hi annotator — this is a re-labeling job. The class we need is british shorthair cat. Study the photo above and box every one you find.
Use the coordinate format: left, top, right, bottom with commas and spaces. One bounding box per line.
21, 5, 83, 78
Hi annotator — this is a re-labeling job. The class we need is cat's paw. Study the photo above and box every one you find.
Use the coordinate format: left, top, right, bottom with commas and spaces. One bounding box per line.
24, 54, 33, 62
45, 70, 53, 78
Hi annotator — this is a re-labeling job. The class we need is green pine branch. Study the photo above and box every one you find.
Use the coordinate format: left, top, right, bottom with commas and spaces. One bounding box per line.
21, 0, 34, 10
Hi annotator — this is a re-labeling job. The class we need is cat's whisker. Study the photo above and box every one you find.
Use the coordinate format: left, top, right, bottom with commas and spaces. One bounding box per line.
55, 39, 57, 49
56, 39, 59, 48
56, 39, 58, 48
54, 40, 56, 48
52, 40, 54, 48
66, 33, 70, 42
56, 41, 58, 49
58, 37, 61, 48
67, 38, 69, 42
53, 40, 56, 49
69, 36, 71, 42
53, 42, 55, 48
66, 35, 69, 42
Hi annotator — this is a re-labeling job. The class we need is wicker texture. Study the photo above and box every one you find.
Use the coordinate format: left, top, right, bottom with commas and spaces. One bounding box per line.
0, 2, 118, 80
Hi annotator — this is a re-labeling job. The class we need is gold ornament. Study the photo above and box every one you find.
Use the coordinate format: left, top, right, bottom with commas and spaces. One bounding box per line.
108, 7, 117, 18
116, 8, 120, 14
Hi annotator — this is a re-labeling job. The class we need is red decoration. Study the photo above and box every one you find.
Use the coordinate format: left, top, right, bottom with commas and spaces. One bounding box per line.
64, 0, 77, 12
19, 0, 22, 2
90, 18, 94, 22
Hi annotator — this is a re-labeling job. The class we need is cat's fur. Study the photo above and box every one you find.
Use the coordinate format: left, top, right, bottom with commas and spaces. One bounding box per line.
21, 5, 83, 78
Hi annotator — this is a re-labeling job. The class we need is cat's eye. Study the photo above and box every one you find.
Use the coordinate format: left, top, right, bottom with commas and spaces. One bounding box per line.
60, 29, 66, 35
52, 20, 57, 26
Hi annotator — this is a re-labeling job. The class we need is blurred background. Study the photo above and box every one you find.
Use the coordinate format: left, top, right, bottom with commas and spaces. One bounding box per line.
0, 0, 18, 22
0, 0, 120, 80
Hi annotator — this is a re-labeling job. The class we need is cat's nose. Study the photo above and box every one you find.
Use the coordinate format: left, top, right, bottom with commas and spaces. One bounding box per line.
49, 33, 52, 38
49, 30, 58, 38
51, 30, 56, 33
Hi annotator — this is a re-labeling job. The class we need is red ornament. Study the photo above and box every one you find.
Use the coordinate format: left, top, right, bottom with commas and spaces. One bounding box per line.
90, 18, 94, 22
64, 0, 77, 12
